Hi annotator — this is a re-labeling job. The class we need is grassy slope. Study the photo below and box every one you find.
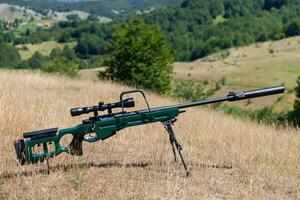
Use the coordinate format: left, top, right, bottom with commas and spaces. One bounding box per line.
174, 36, 300, 112
16, 41, 77, 60
0, 3, 43, 21
0, 70, 299, 199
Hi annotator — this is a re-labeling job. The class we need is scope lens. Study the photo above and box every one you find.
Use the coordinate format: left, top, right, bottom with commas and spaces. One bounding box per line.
122, 98, 135, 108
70, 108, 84, 116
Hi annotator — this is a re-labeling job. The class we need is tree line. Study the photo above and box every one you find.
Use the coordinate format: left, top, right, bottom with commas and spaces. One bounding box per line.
142, 0, 300, 61
6, 0, 300, 62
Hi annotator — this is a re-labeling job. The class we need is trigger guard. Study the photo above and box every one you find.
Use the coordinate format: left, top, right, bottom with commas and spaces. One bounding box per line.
83, 134, 99, 143
84, 124, 101, 143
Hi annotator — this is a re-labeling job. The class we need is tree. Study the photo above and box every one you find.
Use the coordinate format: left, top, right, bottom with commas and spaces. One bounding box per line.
0, 44, 21, 67
42, 57, 78, 77
62, 45, 77, 61
18, 52, 47, 69
58, 32, 72, 43
50, 47, 63, 59
3, 32, 14, 43
103, 19, 173, 93
285, 18, 300, 37
75, 34, 105, 57
289, 76, 300, 126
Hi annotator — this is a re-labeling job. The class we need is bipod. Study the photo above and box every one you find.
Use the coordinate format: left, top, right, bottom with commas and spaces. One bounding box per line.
46, 158, 50, 175
162, 119, 191, 177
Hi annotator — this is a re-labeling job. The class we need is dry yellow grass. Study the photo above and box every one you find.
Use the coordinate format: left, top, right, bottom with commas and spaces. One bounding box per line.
0, 69, 299, 199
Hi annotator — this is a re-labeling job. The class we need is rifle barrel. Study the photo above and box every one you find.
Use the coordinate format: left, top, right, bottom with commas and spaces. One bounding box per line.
177, 86, 285, 109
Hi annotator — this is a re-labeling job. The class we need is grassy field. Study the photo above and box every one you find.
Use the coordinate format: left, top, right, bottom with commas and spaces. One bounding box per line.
17, 41, 77, 60
0, 70, 299, 199
174, 36, 300, 112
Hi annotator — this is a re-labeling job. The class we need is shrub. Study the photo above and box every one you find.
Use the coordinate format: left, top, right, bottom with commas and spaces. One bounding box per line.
0, 44, 21, 68
288, 76, 300, 126
18, 52, 47, 69
42, 57, 78, 77
103, 19, 173, 94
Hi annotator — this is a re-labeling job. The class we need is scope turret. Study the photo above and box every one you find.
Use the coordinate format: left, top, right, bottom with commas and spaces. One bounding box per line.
70, 98, 135, 117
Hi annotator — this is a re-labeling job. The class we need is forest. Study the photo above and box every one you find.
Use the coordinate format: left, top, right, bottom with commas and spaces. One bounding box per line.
3, 0, 300, 62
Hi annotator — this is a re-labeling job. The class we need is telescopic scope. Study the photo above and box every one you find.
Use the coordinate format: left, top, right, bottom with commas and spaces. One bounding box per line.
70, 98, 135, 117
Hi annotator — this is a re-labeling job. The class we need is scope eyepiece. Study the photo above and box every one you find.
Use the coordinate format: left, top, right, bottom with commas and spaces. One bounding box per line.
70, 98, 135, 117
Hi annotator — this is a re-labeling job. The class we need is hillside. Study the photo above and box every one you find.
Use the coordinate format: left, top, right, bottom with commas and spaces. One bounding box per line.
0, 3, 103, 22
143, 0, 300, 61
174, 36, 300, 112
0, 0, 182, 18
0, 3, 43, 21
0, 70, 299, 199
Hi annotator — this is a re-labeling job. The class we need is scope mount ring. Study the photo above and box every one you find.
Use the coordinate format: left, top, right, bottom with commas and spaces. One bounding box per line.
120, 89, 151, 114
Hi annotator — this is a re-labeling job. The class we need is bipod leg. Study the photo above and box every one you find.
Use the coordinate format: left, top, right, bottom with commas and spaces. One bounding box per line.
46, 159, 50, 175
162, 119, 191, 177
166, 128, 177, 161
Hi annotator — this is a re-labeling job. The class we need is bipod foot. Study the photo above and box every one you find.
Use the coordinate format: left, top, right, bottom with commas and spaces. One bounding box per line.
162, 119, 191, 177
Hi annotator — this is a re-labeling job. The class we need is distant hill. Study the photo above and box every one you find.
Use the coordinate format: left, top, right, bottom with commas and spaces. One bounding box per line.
0, 0, 183, 18
142, 0, 300, 61
0, 3, 94, 22
0, 3, 43, 22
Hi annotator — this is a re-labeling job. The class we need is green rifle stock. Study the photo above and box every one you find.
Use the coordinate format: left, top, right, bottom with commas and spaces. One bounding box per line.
13, 86, 285, 176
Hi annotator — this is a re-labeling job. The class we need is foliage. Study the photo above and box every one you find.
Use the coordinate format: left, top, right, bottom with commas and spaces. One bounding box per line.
103, 19, 173, 93
58, 31, 72, 43
171, 79, 221, 101
76, 34, 105, 58
288, 76, 300, 126
18, 52, 47, 69
7, 0, 300, 62
0, 44, 21, 67
285, 18, 300, 37
218, 104, 285, 125
141, 0, 300, 60
61, 45, 77, 61
42, 57, 78, 77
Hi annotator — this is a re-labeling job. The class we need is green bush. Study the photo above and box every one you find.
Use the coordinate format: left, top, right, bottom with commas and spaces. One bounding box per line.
219, 104, 284, 125
171, 79, 220, 101
42, 57, 78, 77
0, 44, 21, 68
285, 18, 300, 37
288, 76, 300, 126
18, 52, 47, 69
103, 19, 173, 94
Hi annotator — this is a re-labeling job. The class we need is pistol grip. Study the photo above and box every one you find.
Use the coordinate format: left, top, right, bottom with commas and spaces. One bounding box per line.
69, 135, 84, 156
14, 139, 26, 165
